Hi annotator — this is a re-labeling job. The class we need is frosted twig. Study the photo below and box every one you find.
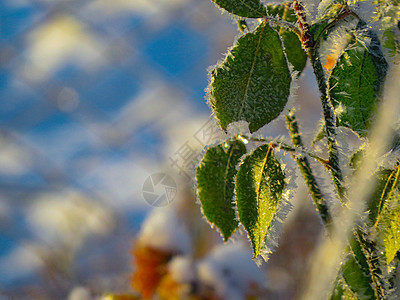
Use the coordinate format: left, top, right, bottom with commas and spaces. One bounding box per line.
241, 135, 329, 167
285, 110, 332, 227
293, 0, 345, 202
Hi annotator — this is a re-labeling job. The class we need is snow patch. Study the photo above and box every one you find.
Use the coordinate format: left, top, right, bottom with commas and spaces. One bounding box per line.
138, 208, 192, 254
197, 243, 266, 300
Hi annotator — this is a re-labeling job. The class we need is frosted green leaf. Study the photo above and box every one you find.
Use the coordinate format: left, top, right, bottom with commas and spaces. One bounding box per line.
235, 144, 285, 257
209, 22, 291, 133
341, 234, 378, 299
342, 255, 374, 299
281, 30, 308, 74
382, 28, 400, 57
349, 150, 395, 223
330, 278, 358, 300
353, 160, 400, 264
367, 169, 395, 223
312, 121, 326, 144
329, 28, 388, 136
373, 0, 400, 29
266, 5, 308, 74
196, 139, 247, 241
376, 166, 400, 264
320, 1, 347, 19
211, 0, 267, 18
310, 3, 348, 48
378, 196, 400, 264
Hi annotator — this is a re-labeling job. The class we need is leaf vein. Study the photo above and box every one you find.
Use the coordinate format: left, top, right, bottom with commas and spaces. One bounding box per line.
238, 23, 266, 120
255, 145, 272, 250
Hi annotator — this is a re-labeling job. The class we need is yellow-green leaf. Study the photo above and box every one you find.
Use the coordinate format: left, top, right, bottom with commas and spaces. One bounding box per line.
235, 144, 285, 257
377, 170, 400, 264
379, 199, 400, 264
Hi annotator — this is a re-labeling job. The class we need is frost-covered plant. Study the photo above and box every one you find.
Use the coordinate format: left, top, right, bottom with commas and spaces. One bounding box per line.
195, 0, 400, 298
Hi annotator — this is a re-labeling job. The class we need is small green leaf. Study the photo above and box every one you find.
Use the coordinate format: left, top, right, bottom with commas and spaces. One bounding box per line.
374, 0, 400, 29
211, 0, 267, 18
330, 278, 358, 300
235, 144, 285, 257
329, 27, 388, 136
310, 3, 348, 48
267, 5, 308, 74
349, 150, 398, 224
368, 169, 396, 224
281, 30, 308, 74
236, 19, 248, 33
319, 2, 347, 20
349, 149, 396, 224
382, 28, 400, 57
341, 255, 375, 299
196, 139, 247, 241
266, 5, 287, 21
379, 200, 400, 264
376, 166, 400, 264
349, 149, 364, 170
209, 22, 291, 133
312, 121, 326, 144
341, 233, 379, 299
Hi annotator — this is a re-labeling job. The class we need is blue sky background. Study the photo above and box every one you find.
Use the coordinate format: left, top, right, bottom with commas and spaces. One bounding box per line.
0, 0, 325, 297
0, 0, 241, 295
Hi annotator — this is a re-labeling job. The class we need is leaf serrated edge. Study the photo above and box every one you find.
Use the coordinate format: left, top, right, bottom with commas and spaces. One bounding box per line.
212, 0, 267, 18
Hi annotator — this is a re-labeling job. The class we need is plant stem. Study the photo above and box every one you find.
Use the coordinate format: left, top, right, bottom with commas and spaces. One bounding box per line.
285, 110, 332, 226
242, 136, 328, 167
355, 230, 385, 299
292, 0, 345, 202
310, 49, 345, 201
262, 16, 301, 36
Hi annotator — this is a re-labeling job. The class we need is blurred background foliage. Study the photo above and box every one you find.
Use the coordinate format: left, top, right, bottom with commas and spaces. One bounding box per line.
0, 0, 325, 299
